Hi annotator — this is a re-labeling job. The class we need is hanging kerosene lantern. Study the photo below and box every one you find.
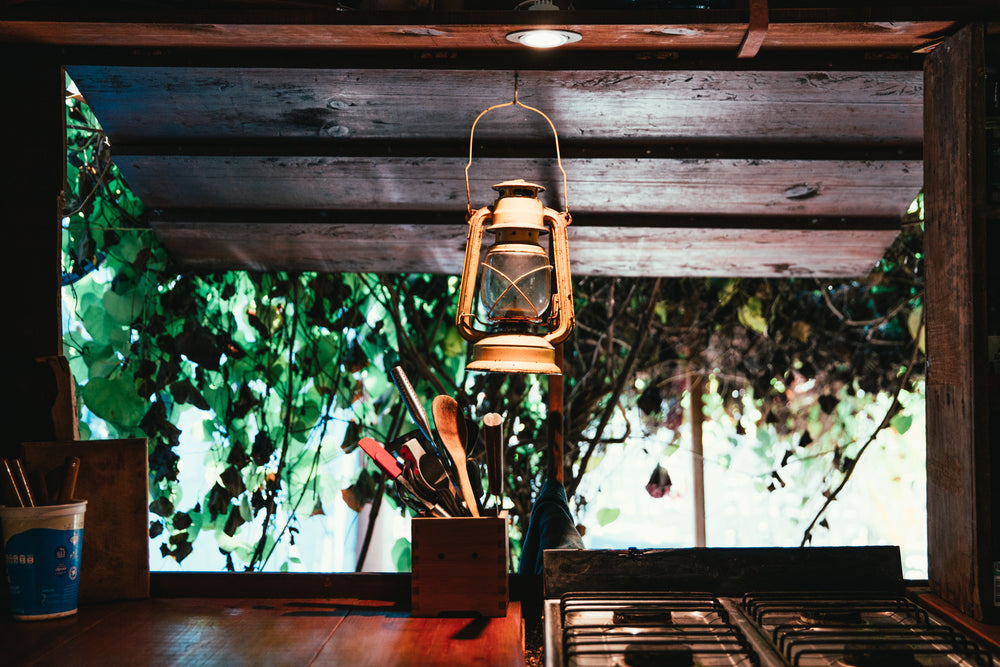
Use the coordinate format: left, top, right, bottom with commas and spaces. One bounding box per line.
455, 86, 575, 375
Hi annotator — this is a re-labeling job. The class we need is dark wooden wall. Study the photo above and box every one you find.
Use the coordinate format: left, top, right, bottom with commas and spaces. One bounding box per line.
2, 46, 68, 456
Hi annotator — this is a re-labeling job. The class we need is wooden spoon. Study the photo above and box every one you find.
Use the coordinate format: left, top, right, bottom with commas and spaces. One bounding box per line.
431, 395, 480, 517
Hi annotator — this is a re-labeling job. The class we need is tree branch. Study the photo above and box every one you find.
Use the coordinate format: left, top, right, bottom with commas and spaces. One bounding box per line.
568, 278, 662, 498
798, 316, 924, 546
249, 277, 302, 571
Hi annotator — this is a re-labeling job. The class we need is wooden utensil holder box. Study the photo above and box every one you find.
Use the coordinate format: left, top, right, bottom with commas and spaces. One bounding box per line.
410, 515, 509, 617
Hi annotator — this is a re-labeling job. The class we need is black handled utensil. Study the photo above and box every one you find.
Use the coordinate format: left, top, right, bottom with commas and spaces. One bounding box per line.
483, 413, 504, 503
389, 366, 435, 444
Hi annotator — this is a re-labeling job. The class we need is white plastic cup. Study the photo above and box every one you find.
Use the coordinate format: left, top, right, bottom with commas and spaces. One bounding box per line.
0, 500, 86, 620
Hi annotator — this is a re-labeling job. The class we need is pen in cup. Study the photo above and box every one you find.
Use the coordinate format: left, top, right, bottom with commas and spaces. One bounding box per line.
1, 458, 25, 507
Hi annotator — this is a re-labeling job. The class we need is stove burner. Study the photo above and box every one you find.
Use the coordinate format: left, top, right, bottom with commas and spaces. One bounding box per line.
613, 609, 673, 626
839, 646, 919, 667
621, 645, 693, 667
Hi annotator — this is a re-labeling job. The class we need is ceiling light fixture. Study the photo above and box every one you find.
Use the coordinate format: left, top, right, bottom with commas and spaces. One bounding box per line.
506, 0, 581, 49
505, 29, 582, 49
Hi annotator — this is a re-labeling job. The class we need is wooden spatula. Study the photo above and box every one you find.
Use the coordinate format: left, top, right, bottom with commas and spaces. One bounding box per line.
431, 395, 479, 518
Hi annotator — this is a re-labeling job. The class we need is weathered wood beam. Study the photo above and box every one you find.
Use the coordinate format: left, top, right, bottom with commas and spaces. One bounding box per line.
57, 45, 930, 72
106, 138, 924, 161
0, 7, 969, 52
68, 66, 924, 147
115, 155, 922, 217
148, 217, 901, 278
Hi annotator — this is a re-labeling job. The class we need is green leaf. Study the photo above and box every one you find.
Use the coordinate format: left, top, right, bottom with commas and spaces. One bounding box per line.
103, 287, 145, 325
584, 453, 605, 473
391, 537, 411, 572
891, 413, 913, 435
115, 232, 147, 265
662, 440, 680, 458
717, 278, 739, 306
738, 297, 768, 334
596, 508, 620, 527
314, 333, 341, 369
81, 300, 113, 345
442, 326, 465, 358
81, 375, 148, 428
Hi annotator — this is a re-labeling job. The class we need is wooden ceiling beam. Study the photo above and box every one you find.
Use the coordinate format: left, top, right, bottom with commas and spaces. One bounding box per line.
70, 67, 923, 148
148, 217, 903, 278
113, 154, 922, 217
30, 6, 951, 278
108, 138, 922, 161
150, 207, 905, 231
1, 6, 971, 52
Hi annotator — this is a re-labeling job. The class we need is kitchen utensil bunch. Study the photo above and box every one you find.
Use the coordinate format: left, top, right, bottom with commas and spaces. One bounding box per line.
1, 455, 80, 507
357, 365, 505, 518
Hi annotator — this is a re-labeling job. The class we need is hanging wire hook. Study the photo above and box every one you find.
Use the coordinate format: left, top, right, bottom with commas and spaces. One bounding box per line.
465, 72, 569, 218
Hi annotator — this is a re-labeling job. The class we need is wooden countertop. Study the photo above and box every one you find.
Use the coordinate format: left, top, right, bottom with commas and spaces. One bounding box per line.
1, 597, 526, 666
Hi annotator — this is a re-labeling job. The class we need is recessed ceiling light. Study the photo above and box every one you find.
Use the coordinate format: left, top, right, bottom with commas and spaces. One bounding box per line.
506, 29, 582, 49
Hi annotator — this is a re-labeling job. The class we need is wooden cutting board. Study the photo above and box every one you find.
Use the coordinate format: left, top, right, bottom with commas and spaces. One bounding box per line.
18, 439, 150, 603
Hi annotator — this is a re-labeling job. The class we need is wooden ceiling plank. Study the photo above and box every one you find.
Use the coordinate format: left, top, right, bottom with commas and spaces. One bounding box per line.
0, 16, 961, 51
114, 155, 922, 217
149, 221, 899, 278
68, 66, 922, 145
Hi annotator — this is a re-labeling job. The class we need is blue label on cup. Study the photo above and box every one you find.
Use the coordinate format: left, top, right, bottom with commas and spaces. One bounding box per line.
5, 527, 83, 618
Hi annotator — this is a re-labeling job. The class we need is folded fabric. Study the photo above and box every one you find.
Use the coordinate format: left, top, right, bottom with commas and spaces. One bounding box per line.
518, 478, 584, 575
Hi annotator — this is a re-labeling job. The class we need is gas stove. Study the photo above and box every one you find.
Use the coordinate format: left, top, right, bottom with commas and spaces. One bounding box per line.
542, 547, 1000, 667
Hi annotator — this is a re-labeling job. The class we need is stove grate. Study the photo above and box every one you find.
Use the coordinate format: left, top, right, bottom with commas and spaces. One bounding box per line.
739, 592, 994, 667
560, 592, 759, 667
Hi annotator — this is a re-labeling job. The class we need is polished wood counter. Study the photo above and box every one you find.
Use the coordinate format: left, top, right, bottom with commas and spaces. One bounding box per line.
1, 596, 526, 666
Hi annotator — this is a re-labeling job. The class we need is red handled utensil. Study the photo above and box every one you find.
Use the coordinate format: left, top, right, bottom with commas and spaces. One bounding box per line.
358, 437, 451, 517
359, 436, 404, 479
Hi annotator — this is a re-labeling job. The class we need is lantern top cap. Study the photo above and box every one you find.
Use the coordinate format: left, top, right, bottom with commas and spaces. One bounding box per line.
492, 179, 545, 198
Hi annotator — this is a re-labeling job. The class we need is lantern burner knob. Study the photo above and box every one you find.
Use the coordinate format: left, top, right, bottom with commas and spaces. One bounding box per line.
493, 179, 545, 200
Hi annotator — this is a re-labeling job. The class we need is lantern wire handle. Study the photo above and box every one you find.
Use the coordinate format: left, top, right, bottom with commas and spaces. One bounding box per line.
465, 73, 570, 218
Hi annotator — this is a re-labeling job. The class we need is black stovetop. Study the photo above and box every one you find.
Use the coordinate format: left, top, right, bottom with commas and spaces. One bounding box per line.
542, 547, 998, 667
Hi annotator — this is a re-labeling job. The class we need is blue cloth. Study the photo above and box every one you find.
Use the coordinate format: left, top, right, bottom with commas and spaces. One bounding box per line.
518, 479, 584, 575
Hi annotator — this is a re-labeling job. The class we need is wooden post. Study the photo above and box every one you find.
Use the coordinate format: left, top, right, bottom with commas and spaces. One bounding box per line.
548, 344, 565, 484
3, 47, 67, 457
923, 23, 994, 621
690, 374, 706, 548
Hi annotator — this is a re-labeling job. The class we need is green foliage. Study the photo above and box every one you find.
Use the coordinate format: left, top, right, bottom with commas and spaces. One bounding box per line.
62, 77, 467, 571
549, 212, 925, 538
63, 71, 926, 568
